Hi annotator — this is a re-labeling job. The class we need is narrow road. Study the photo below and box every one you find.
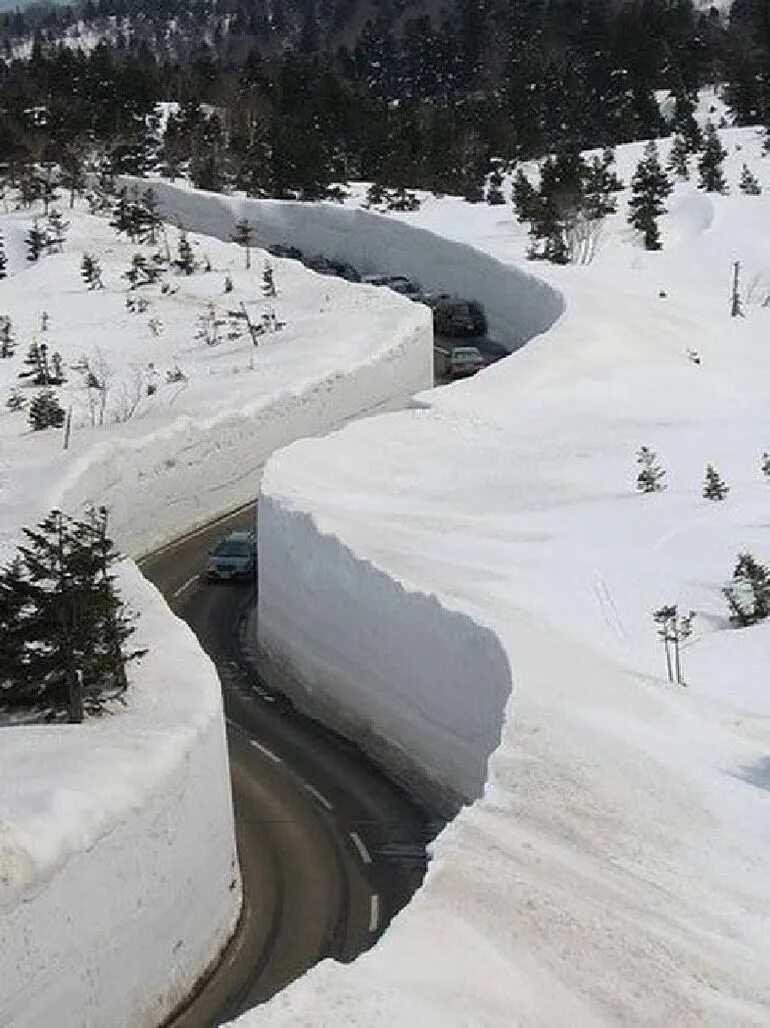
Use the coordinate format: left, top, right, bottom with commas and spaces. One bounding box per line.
140, 506, 439, 1026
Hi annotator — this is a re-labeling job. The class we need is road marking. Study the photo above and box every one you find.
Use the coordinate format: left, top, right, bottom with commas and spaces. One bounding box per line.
349, 831, 372, 865
249, 738, 282, 764
301, 781, 333, 811
172, 573, 199, 598
369, 893, 380, 933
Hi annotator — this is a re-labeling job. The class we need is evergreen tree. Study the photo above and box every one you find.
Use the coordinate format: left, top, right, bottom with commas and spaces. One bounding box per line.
110, 188, 134, 238
60, 143, 88, 209
5, 388, 25, 411
703, 464, 729, 500
139, 188, 163, 245
19, 342, 51, 385
723, 553, 770, 627
224, 274, 233, 293
0, 231, 7, 279
195, 302, 226, 345
25, 220, 46, 262
365, 182, 387, 208
231, 218, 255, 269
123, 253, 163, 289
583, 148, 623, 219
0, 316, 15, 359
173, 231, 197, 275
81, 253, 104, 290
761, 452, 770, 480
45, 208, 69, 253
0, 508, 143, 720
486, 165, 505, 205
698, 123, 728, 194
28, 389, 65, 430
739, 164, 762, 195
667, 135, 690, 180
670, 90, 702, 151
262, 261, 276, 298
628, 143, 672, 251
636, 445, 666, 493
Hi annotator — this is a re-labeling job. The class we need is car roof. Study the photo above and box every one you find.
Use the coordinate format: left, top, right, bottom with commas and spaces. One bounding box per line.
223, 531, 253, 542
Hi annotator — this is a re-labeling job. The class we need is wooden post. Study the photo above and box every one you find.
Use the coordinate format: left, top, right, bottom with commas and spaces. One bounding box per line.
730, 261, 743, 318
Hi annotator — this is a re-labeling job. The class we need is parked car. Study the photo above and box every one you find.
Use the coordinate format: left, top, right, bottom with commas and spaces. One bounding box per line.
433, 298, 487, 337
267, 244, 304, 261
206, 531, 256, 581
363, 274, 420, 295
448, 346, 485, 378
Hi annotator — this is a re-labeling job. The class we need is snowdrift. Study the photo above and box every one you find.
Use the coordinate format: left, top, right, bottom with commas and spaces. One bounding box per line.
240, 128, 770, 1024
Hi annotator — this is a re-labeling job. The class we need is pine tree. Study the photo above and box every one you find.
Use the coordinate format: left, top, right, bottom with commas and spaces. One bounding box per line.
636, 445, 666, 493
231, 218, 255, 269
628, 142, 672, 251
25, 220, 46, 262
124, 253, 162, 289
0, 230, 7, 279
173, 231, 197, 275
45, 208, 69, 253
698, 123, 728, 194
195, 302, 226, 345
723, 552, 770, 626
365, 182, 387, 208
5, 389, 25, 411
18, 342, 51, 385
583, 148, 623, 219
0, 508, 143, 719
670, 90, 702, 151
49, 351, 65, 385
761, 452, 770, 480
667, 135, 690, 180
262, 261, 276, 298
486, 166, 505, 205
739, 164, 762, 195
28, 389, 65, 430
0, 315, 15, 358
81, 253, 104, 290
224, 274, 234, 293
703, 464, 729, 500
139, 188, 163, 245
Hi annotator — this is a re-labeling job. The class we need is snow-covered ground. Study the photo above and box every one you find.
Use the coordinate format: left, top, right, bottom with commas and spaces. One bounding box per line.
0, 195, 430, 1024
243, 127, 770, 1023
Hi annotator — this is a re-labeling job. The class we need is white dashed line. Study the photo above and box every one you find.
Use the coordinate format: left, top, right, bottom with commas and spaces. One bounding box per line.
249, 738, 282, 764
172, 573, 199, 599
368, 893, 380, 933
301, 781, 333, 811
349, 831, 372, 865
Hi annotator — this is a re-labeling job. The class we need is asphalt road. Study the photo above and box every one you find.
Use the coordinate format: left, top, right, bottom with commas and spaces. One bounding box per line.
140, 506, 439, 1027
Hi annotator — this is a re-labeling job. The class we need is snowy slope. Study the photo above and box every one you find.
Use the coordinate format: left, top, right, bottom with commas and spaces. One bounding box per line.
0, 196, 430, 1025
243, 127, 770, 1024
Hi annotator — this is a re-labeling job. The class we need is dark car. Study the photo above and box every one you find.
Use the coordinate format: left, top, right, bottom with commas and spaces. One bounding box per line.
267, 244, 304, 261
432, 298, 487, 337
206, 531, 256, 581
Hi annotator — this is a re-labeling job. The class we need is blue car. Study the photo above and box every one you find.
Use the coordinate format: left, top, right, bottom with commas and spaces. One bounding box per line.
206, 531, 256, 581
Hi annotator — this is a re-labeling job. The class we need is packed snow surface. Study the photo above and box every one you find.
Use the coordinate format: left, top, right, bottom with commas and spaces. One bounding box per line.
244, 127, 770, 1024
0, 194, 430, 1024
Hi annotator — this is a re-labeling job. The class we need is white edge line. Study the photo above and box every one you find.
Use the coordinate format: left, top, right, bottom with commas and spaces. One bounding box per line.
171, 573, 199, 599
349, 830, 372, 865
249, 738, 282, 764
301, 781, 333, 811
369, 893, 380, 933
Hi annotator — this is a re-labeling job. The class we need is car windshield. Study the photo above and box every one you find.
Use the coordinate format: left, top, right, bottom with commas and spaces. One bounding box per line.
214, 540, 251, 557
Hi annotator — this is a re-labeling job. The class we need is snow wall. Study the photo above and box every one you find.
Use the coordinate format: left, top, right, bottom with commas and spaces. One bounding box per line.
124, 178, 565, 350
2, 195, 433, 1025
0, 564, 239, 1028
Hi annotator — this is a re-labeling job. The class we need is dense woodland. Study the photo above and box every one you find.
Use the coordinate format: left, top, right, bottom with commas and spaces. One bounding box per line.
0, 1, 768, 198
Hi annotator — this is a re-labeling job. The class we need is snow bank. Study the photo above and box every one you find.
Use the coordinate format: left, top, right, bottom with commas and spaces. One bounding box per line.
1, 198, 430, 1024
0, 563, 239, 1027
241, 128, 770, 1024
258, 494, 510, 812
124, 177, 564, 350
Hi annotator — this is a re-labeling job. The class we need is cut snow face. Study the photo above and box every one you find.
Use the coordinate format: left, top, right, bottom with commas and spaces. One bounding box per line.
243, 126, 770, 1025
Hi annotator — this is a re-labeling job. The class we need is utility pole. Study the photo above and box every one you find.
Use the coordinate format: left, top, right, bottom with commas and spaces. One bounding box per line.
730, 260, 743, 318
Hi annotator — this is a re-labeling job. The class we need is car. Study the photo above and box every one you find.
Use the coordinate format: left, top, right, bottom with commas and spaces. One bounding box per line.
266, 243, 304, 261
433, 298, 487, 337
449, 346, 485, 378
362, 273, 421, 295
206, 531, 256, 581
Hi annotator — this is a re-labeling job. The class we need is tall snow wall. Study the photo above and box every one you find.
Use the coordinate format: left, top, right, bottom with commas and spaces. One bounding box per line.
124, 179, 564, 349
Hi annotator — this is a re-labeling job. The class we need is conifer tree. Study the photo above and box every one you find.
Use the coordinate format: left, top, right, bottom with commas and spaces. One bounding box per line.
262, 261, 276, 298
5, 388, 25, 411
486, 166, 505, 205
0, 315, 15, 358
28, 389, 65, 430
0, 230, 7, 279
636, 445, 666, 492
0, 508, 143, 719
703, 464, 729, 500
139, 188, 163, 245
723, 553, 770, 626
761, 452, 770, 480
698, 123, 728, 194
173, 231, 197, 275
45, 208, 69, 253
19, 341, 51, 385
195, 302, 226, 345
81, 253, 104, 290
628, 142, 672, 251
365, 182, 387, 208
670, 91, 702, 151
231, 218, 255, 269
583, 148, 623, 219
739, 163, 762, 195
26, 220, 46, 262
667, 135, 690, 180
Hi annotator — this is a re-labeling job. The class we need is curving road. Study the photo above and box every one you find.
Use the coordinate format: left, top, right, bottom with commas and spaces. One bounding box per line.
140, 505, 439, 1027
